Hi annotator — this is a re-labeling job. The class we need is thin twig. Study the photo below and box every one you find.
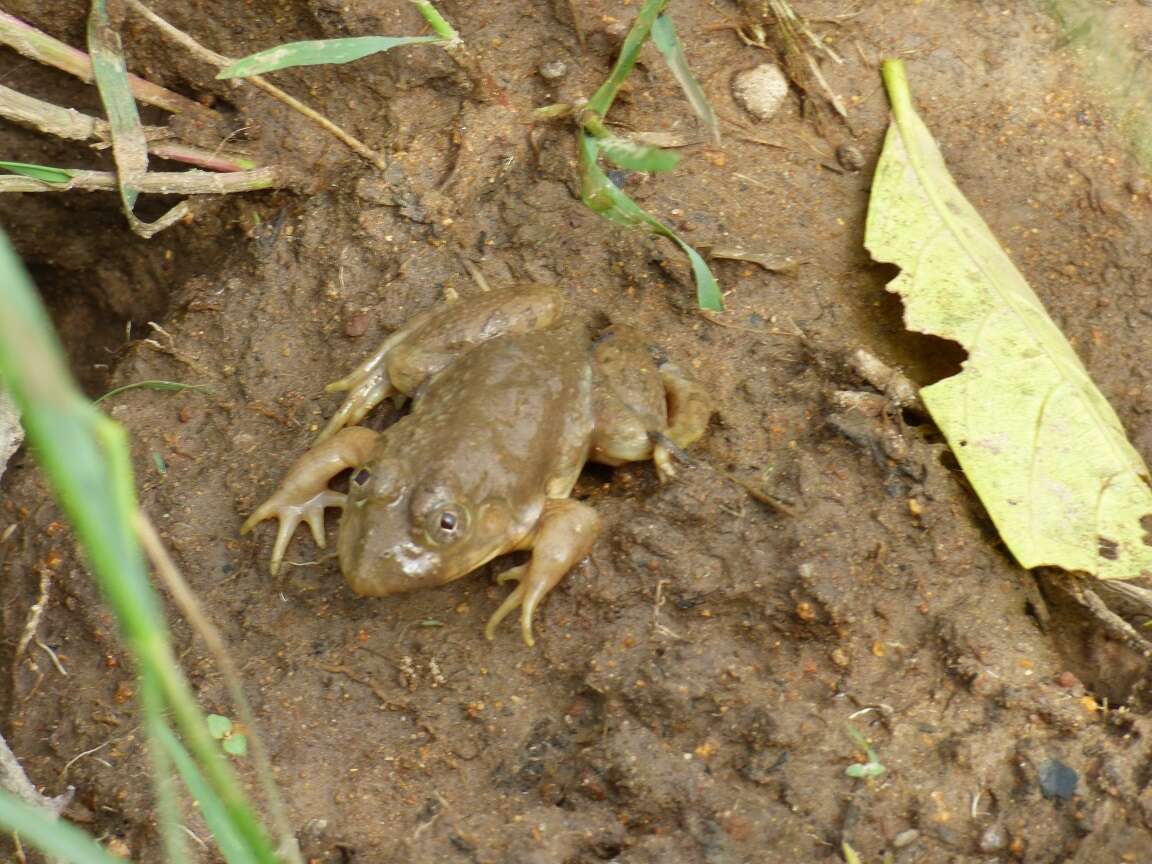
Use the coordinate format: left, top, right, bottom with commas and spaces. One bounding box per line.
13, 568, 51, 676
0, 167, 282, 194
123, 0, 389, 171
0, 10, 211, 118
135, 512, 303, 864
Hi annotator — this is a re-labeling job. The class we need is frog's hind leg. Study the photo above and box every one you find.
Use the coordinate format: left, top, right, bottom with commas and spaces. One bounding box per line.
242, 426, 379, 574
484, 498, 601, 646
651, 362, 714, 480
589, 326, 713, 481
319, 284, 565, 441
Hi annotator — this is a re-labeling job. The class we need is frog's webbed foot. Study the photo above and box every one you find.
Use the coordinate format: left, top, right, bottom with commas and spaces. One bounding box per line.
484, 498, 601, 646
242, 426, 379, 574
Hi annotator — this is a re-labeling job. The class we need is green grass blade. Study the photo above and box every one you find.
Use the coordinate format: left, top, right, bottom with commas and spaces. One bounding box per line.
0, 233, 282, 863
579, 134, 722, 310
0, 791, 125, 864
87, 0, 145, 212
410, 0, 460, 44
94, 380, 210, 404
155, 724, 254, 864
217, 35, 441, 78
0, 161, 74, 183
142, 676, 191, 864
586, 0, 668, 117
651, 14, 719, 144
597, 135, 681, 173
87, 0, 187, 236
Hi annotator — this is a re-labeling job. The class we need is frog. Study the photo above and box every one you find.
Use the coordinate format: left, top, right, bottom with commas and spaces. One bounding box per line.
241, 284, 712, 645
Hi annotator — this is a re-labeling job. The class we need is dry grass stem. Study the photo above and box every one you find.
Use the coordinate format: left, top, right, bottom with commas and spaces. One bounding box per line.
0, 10, 211, 118
135, 512, 302, 864
0, 167, 282, 194
124, 0, 389, 171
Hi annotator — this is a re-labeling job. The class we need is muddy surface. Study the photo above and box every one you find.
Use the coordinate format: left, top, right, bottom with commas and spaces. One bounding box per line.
4, 1, 1152, 861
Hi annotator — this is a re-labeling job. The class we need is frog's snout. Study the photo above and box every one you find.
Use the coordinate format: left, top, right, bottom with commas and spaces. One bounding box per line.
338, 513, 443, 597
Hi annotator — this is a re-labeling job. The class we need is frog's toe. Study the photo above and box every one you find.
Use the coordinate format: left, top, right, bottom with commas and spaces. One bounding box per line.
244, 489, 345, 575
653, 444, 677, 482
318, 376, 393, 442
496, 563, 527, 585
485, 581, 528, 644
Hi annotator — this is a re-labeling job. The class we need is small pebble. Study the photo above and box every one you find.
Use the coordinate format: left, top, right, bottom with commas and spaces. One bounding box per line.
893, 829, 920, 848
732, 63, 789, 122
978, 824, 1007, 853
1055, 670, 1080, 688
1038, 759, 1078, 800
836, 143, 866, 172
539, 60, 568, 80
343, 311, 371, 338
1127, 177, 1149, 196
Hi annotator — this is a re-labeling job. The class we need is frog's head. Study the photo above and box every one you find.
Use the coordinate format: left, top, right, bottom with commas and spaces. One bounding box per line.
337, 459, 517, 596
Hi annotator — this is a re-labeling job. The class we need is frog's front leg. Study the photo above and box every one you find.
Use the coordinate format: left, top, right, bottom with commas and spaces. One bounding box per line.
318, 284, 565, 441
484, 498, 602, 646
242, 426, 378, 574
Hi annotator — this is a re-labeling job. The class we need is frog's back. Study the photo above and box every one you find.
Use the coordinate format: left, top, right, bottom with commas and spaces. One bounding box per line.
380, 326, 594, 505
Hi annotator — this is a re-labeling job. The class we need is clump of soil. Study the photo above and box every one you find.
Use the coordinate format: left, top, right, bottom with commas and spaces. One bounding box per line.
4, 1, 1152, 861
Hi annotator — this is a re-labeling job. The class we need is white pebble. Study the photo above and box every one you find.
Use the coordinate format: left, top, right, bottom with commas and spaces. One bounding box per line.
732, 63, 789, 122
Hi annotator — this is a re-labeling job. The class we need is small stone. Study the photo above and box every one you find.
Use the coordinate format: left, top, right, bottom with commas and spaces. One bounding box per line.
978, 824, 1007, 853
539, 60, 568, 80
1039, 759, 1078, 800
893, 829, 920, 848
343, 311, 371, 338
732, 63, 789, 122
1055, 670, 1080, 688
836, 143, 866, 172
1127, 177, 1149, 196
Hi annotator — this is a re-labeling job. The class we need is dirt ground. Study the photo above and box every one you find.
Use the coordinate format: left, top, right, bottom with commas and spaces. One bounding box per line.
4, 0, 1152, 861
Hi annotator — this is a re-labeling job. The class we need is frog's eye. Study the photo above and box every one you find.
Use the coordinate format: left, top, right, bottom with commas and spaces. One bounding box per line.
425, 506, 469, 545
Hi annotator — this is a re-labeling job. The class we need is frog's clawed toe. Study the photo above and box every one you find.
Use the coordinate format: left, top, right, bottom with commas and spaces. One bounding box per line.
242, 490, 346, 575
485, 571, 535, 647
318, 375, 393, 442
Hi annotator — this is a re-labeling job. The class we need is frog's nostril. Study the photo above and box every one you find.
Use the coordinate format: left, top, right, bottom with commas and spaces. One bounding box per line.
352, 468, 372, 486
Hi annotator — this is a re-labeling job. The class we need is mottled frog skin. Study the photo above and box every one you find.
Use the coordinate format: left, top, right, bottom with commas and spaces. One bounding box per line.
242, 285, 711, 645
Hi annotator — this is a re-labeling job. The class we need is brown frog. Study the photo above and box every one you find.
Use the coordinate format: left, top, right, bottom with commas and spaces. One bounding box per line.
242, 284, 711, 645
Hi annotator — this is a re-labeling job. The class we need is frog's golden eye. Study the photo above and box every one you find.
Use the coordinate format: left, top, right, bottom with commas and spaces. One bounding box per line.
425, 506, 469, 545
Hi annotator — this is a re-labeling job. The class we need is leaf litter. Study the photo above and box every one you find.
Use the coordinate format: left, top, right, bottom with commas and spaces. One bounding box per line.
865, 59, 1152, 582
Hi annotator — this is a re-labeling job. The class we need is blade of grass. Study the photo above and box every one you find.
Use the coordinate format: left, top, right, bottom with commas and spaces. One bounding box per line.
650, 14, 720, 144
137, 512, 301, 861
578, 0, 723, 310
579, 134, 721, 310
0, 232, 284, 863
0, 161, 73, 183
410, 0, 460, 43
87, 0, 188, 238
155, 724, 253, 864
142, 676, 190, 864
124, 0, 390, 172
218, 35, 441, 78
586, 0, 667, 117
597, 135, 681, 172
94, 380, 209, 404
0, 792, 125, 864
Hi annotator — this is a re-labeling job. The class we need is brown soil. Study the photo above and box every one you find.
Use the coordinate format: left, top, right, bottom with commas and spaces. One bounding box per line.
3, 1, 1152, 861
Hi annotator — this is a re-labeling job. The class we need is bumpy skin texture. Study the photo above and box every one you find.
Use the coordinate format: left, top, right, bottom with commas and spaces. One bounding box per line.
242, 285, 712, 645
